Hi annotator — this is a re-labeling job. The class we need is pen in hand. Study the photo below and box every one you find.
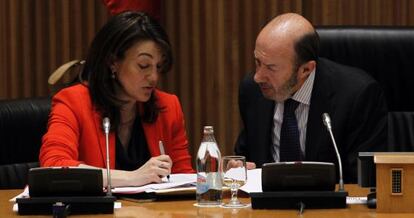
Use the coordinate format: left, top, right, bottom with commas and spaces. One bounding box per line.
158, 140, 170, 182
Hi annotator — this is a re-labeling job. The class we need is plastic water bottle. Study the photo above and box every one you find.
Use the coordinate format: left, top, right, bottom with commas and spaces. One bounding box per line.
195, 126, 223, 207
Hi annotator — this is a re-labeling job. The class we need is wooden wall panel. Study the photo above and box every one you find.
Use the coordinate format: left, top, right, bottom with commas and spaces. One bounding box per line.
0, 0, 5, 96
0, 0, 109, 99
303, 0, 414, 25
2, 0, 414, 161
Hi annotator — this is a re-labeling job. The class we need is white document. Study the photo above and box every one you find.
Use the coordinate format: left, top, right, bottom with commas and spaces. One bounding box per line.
112, 173, 196, 194
346, 196, 368, 204
240, 169, 262, 193
224, 167, 247, 181
9, 186, 29, 202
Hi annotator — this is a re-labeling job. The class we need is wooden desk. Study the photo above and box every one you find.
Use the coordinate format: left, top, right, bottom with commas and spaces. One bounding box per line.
1, 185, 412, 218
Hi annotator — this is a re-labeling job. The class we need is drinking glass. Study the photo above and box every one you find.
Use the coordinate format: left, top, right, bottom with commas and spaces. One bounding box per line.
221, 155, 249, 208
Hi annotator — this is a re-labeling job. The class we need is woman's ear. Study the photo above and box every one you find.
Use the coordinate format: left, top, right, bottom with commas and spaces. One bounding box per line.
108, 55, 119, 73
110, 63, 118, 73
109, 61, 119, 80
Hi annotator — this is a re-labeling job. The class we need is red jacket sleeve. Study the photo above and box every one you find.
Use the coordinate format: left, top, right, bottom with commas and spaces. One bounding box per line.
168, 95, 195, 173
40, 88, 84, 167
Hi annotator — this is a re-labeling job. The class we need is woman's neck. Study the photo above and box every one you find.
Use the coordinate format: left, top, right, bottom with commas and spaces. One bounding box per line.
120, 101, 137, 125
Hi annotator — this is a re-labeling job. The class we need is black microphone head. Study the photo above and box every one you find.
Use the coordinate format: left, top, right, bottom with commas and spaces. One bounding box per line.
322, 113, 331, 128
103, 117, 110, 133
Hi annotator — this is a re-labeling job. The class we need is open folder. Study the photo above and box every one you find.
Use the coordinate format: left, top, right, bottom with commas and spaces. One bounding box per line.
111, 170, 261, 198
111, 173, 197, 195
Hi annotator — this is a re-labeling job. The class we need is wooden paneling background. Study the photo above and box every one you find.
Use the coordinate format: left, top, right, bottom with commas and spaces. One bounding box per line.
0, 0, 109, 98
1, 0, 414, 161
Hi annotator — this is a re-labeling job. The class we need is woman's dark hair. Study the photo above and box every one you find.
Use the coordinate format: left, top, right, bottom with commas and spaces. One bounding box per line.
293, 30, 320, 68
81, 11, 172, 129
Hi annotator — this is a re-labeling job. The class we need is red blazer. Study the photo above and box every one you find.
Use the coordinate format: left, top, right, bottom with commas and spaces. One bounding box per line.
40, 84, 194, 173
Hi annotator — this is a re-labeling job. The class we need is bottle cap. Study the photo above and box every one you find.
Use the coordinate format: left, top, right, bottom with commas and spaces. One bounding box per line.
203, 126, 214, 133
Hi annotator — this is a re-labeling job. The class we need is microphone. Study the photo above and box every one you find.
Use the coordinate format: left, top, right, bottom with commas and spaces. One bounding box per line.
322, 113, 345, 192
102, 117, 112, 196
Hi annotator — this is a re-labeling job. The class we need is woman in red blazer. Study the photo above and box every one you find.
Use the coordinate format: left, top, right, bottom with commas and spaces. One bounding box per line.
40, 11, 194, 187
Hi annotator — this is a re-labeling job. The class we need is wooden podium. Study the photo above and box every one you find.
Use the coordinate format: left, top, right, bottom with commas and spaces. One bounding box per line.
375, 152, 414, 213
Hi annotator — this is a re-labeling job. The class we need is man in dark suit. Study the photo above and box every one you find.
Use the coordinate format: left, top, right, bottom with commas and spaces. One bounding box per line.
235, 13, 387, 183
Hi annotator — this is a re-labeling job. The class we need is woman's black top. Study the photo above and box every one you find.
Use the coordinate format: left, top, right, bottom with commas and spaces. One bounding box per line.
115, 116, 151, 171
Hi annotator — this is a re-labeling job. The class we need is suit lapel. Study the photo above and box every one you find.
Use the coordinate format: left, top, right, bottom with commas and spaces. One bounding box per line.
255, 95, 275, 165
305, 59, 334, 160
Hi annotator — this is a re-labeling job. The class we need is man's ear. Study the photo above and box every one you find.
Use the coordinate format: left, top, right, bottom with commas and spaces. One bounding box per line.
298, 60, 316, 79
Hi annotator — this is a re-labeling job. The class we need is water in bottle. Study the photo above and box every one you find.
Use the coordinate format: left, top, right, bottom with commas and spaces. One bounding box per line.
195, 126, 223, 207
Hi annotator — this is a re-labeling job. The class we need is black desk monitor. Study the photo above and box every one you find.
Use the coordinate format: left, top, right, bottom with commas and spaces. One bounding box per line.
357, 152, 376, 188
262, 162, 336, 191
28, 167, 104, 197
17, 167, 115, 215
357, 152, 377, 208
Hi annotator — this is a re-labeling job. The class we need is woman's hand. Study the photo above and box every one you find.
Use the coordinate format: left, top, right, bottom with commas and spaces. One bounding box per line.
82, 156, 172, 187
128, 155, 172, 186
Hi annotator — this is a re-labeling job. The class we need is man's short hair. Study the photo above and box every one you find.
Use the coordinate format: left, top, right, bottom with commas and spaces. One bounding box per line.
294, 31, 320, 68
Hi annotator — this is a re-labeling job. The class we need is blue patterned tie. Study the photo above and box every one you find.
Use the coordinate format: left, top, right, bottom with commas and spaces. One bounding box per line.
279, 98, 302, 162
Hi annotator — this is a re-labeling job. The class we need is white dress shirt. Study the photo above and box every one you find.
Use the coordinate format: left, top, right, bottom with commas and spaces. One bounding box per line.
271, 69, 315, 162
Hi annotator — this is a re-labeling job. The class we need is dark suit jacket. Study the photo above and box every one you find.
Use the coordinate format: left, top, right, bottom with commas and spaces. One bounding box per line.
235, 58, 387, 183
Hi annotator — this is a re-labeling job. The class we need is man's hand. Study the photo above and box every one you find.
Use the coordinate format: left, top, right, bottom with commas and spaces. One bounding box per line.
246, 161, 256, 170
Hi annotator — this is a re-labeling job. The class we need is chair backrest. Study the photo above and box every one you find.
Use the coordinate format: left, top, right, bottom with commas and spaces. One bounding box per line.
317, 27, 414, 112
316, 27, 414, 151
0, 162, 39, 189
0, 59, 83, 188
388, 112, 414, 152
0, 97, 50, 188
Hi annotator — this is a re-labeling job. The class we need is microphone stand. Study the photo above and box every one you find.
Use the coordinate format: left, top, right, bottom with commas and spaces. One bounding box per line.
103, 117, 112, 196
322, 113, 345, 192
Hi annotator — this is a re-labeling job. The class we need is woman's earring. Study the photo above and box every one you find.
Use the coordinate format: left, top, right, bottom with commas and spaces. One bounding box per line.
111, 72, 116, 79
